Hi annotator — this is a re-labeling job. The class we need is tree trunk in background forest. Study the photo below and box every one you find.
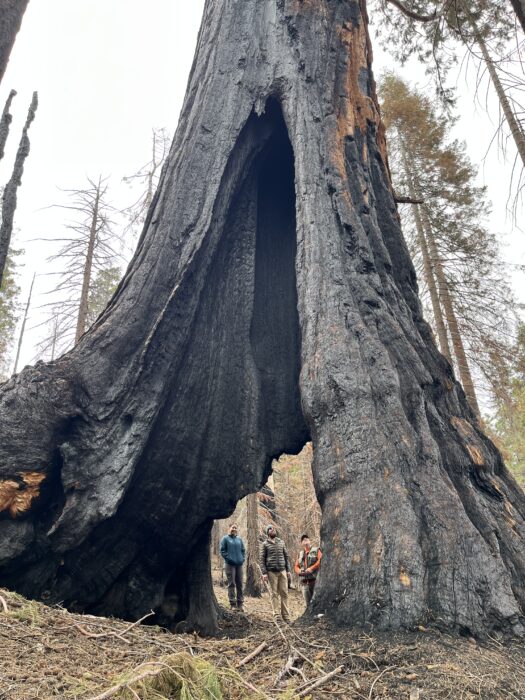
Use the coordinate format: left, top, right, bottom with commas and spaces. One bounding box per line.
0, 0, 29, 84
0, 0, 524, 637
475, 29, 525, 168
399, 136, 480, 420
419, 205, 482, 421
12, 271, 34, 374
0, 90, 37, 287
75, 181, 101, 342
245, 493, 262, 597
400, 141, 453, 365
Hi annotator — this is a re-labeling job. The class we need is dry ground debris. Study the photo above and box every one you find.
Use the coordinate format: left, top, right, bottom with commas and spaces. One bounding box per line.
0, 582, 523, 699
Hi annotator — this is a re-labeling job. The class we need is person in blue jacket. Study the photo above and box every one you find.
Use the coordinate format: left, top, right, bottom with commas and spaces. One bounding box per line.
220, 522, 246, 611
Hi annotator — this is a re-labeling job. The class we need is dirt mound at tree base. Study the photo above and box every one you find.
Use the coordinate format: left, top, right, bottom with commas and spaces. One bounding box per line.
0, 584, 523, 699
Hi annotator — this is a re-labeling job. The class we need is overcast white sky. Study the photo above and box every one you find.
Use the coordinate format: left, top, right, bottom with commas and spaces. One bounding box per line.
0, 0, 523, 372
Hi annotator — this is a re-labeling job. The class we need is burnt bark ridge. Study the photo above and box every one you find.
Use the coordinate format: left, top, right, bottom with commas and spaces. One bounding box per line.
0, 0, 524, 637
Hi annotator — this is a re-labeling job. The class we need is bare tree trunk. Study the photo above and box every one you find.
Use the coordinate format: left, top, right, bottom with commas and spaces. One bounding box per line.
400, 140, 453, 364
0, 89, 16, 161
210, 520, 220, 559
399, 137, 479, 419
245, 492, 262, 597
0, 90, 37, 287
0, 0, 523, 637
0, 0, 29, 84
476, 31, 525, 168
419, 205, 482, 420
13, 271, 34, 374
75, 180, 100, 343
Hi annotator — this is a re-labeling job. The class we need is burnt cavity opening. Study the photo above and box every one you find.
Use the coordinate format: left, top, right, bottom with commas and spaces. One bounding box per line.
250, 99, 310, 459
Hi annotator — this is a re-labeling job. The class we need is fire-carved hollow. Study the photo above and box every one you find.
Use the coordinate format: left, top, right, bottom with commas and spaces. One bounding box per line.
249, 101, 309, 459
155, 99, 312, 627
0, 100, 312, 629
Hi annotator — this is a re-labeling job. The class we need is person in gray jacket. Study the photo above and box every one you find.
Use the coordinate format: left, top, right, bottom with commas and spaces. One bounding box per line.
220, 523, 246, 611
260, 524, 291, 623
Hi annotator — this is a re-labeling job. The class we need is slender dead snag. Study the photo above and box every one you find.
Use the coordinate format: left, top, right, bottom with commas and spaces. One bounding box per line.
75, 180, 101, 342
13, 271, 35, 374
0, 90, 37, 287
0, 89, 16, 161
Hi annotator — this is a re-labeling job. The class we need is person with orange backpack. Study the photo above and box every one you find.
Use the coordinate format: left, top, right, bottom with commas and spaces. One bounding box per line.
294, 534, 322, 606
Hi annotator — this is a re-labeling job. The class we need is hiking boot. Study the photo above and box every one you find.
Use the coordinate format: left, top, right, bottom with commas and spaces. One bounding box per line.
237, 605, 245, 612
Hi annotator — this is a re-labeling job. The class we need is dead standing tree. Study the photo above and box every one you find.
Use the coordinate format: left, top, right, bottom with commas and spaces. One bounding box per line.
0, 0, 524, 636
0, 90, 37, 286
0, 0, 30, 84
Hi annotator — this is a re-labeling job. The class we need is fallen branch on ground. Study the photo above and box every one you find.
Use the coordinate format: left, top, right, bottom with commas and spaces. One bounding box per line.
237, 640, 268, 667
275, 649, 301, 685
368, 666, 395, 699
72, 611, 154, 644
296, 665, 344, 697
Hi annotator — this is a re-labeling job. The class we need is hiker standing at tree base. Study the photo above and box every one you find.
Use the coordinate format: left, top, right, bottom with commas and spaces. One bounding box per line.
294, 534, 322, 606
220, 523, 245, 611
260, 524, 292, 623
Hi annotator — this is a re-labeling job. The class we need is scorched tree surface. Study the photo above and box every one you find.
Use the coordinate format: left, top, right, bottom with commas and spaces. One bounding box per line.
0, 0, 524, 636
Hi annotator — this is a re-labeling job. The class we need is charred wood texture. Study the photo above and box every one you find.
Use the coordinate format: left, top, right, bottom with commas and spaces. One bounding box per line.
0, 0, 29, 84
0, 0, 524, 637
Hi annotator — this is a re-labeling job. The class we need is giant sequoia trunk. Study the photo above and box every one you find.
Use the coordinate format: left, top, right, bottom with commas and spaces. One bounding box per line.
0, 0, 524, 637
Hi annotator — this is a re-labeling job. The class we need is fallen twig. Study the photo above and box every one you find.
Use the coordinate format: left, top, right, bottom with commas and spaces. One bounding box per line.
289, 665, 308, 683
368, 666, 395, 699
275, 649, 301, 685
72, 611, 154, 644
0, 596, 8, 613
237, 640, 268, 667
296, 665, 344, 697
88, 666, 164, 700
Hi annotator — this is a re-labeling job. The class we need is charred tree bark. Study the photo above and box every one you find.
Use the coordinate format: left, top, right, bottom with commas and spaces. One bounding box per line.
0, 0, 29, 84
0, 0, 524, 637
0, 90, 37, 287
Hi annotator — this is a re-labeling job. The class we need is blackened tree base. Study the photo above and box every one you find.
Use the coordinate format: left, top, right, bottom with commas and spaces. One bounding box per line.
0, 0, 524, 636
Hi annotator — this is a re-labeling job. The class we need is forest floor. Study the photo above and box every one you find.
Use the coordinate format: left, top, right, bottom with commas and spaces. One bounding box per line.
0, 572, 524, 699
